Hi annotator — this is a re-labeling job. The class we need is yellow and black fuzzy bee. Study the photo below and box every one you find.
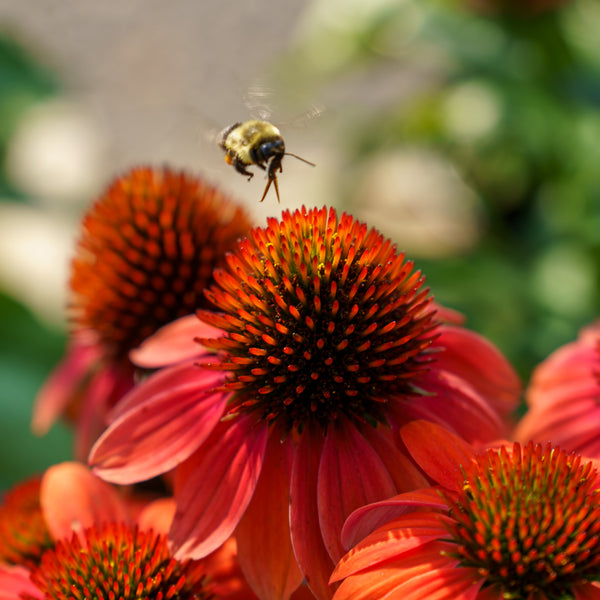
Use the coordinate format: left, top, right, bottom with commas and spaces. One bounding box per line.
217, 119, 315, 203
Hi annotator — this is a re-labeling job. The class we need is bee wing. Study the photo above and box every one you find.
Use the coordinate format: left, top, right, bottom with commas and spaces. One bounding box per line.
244, 80, 274, 121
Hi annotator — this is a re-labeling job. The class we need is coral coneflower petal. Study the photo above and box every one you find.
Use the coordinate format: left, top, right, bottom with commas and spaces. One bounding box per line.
341, 488, 447, 550
73, 361, 132, 461
433, 326, 521, 417
399, 370, 505, 444
290, 425, 336, 600
332, 514, 450, 583
400, 420, 474, 489
318, 422, 397, 563
130, 316, 222, 368
171, 415, 268, 559
333, 541, 481, 600
31, 338, 100, 435
89, 363, 228, 484
0, 565, 41, 600
237, 434, 304, 600
360, 426, 430, 492
136, 498, 176, 536
40, 462, 129, 541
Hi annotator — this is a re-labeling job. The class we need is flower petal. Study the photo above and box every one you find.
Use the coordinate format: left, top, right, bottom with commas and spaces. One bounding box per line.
400, 420, 474, 490
136, 498, 176, 535
332, 513, 451, 582
171, 415, 268, 559
433, 325, 521, 417
341, 488, 447, 550
73, 362, 133, 460
40, 462, 129, 540
237, 434, 303, 600
0, 565, 41, 600
332, 541, 482, 600
399, 369, 508, 443
31, 338, 101, 435
318, 421, 397, 563
89, 362, 228, 484
130, 315, 222, 368
290, 424, 336, 600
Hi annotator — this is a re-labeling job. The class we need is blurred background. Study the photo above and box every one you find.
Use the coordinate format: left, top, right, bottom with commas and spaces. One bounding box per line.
0, 0, 599, 488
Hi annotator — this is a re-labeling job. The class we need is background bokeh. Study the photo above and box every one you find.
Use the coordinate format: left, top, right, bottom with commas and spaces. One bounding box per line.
1, 0, 599, 488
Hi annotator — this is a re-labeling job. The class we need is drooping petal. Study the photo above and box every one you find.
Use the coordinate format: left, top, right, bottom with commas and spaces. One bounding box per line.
237, 434, 303, 600
40, 462, 129, 541
432, 325, 521, 418
341, 488, 447, 550
89, 363, 228, 484
398, 369, 507, 443
317, 421, 397, 563
360, 425, 430, 492
136, 498, 176, 536
0, 564, 42, 600
201, 537, 260, 600
290, 425, 336, 600
31, 337, 101, 435
332, 513, 452, 582
400, 420, 474, 490
73, 362, 133, 461
171, 415, 268, 559
130, 315, 223, 368
332, 541, 482, 600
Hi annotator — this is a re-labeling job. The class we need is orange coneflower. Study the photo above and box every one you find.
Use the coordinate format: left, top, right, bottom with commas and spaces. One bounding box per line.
90, 207, 520, 600
33, 166, 252, 458
332, 420, 600, 600
0, 463, 262, 600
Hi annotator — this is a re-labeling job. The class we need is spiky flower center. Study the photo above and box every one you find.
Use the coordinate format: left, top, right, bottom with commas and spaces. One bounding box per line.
0, 476, 52, 566
198, 206, 438, 432
70, 166, 251, 360
445, 442, 600, 599
25, 523, 211, 600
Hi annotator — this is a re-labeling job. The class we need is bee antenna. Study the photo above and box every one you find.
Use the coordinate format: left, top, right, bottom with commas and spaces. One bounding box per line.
283, 152, 316, 167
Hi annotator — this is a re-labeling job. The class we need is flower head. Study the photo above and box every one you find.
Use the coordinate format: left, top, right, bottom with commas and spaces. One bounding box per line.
0, 477, 52, 567
515, 321, 600, 458
91, 207, 520, 600
332, 421, 600, 600
0, 463, 260, 600
24, 523, 210, 600
33, 166, 252, 457
199, 206, 438, 432
70, 166, 251, 360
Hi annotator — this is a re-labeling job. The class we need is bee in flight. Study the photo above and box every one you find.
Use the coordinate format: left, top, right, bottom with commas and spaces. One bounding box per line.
217, 119, 315, 203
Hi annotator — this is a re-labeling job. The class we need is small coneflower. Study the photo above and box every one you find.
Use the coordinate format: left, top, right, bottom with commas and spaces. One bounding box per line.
33, 166, 252, 457
0, 463, 260, 600
515, 321, 600, 458
332, 420, 600, 600
23, 523, 211, 600
90, 206, 520, 600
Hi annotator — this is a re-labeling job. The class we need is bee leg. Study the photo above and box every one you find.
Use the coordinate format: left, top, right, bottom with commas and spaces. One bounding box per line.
260, 176, 277, 203
232, 158, 254, 180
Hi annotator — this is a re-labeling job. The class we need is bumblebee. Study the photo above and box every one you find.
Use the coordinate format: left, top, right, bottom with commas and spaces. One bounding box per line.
217, 119, 315, 203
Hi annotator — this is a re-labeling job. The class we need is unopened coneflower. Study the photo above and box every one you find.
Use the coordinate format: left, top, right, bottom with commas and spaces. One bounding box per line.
332, 420, 600, 600
33, 166, 252, 457
90, 206, 520, 600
